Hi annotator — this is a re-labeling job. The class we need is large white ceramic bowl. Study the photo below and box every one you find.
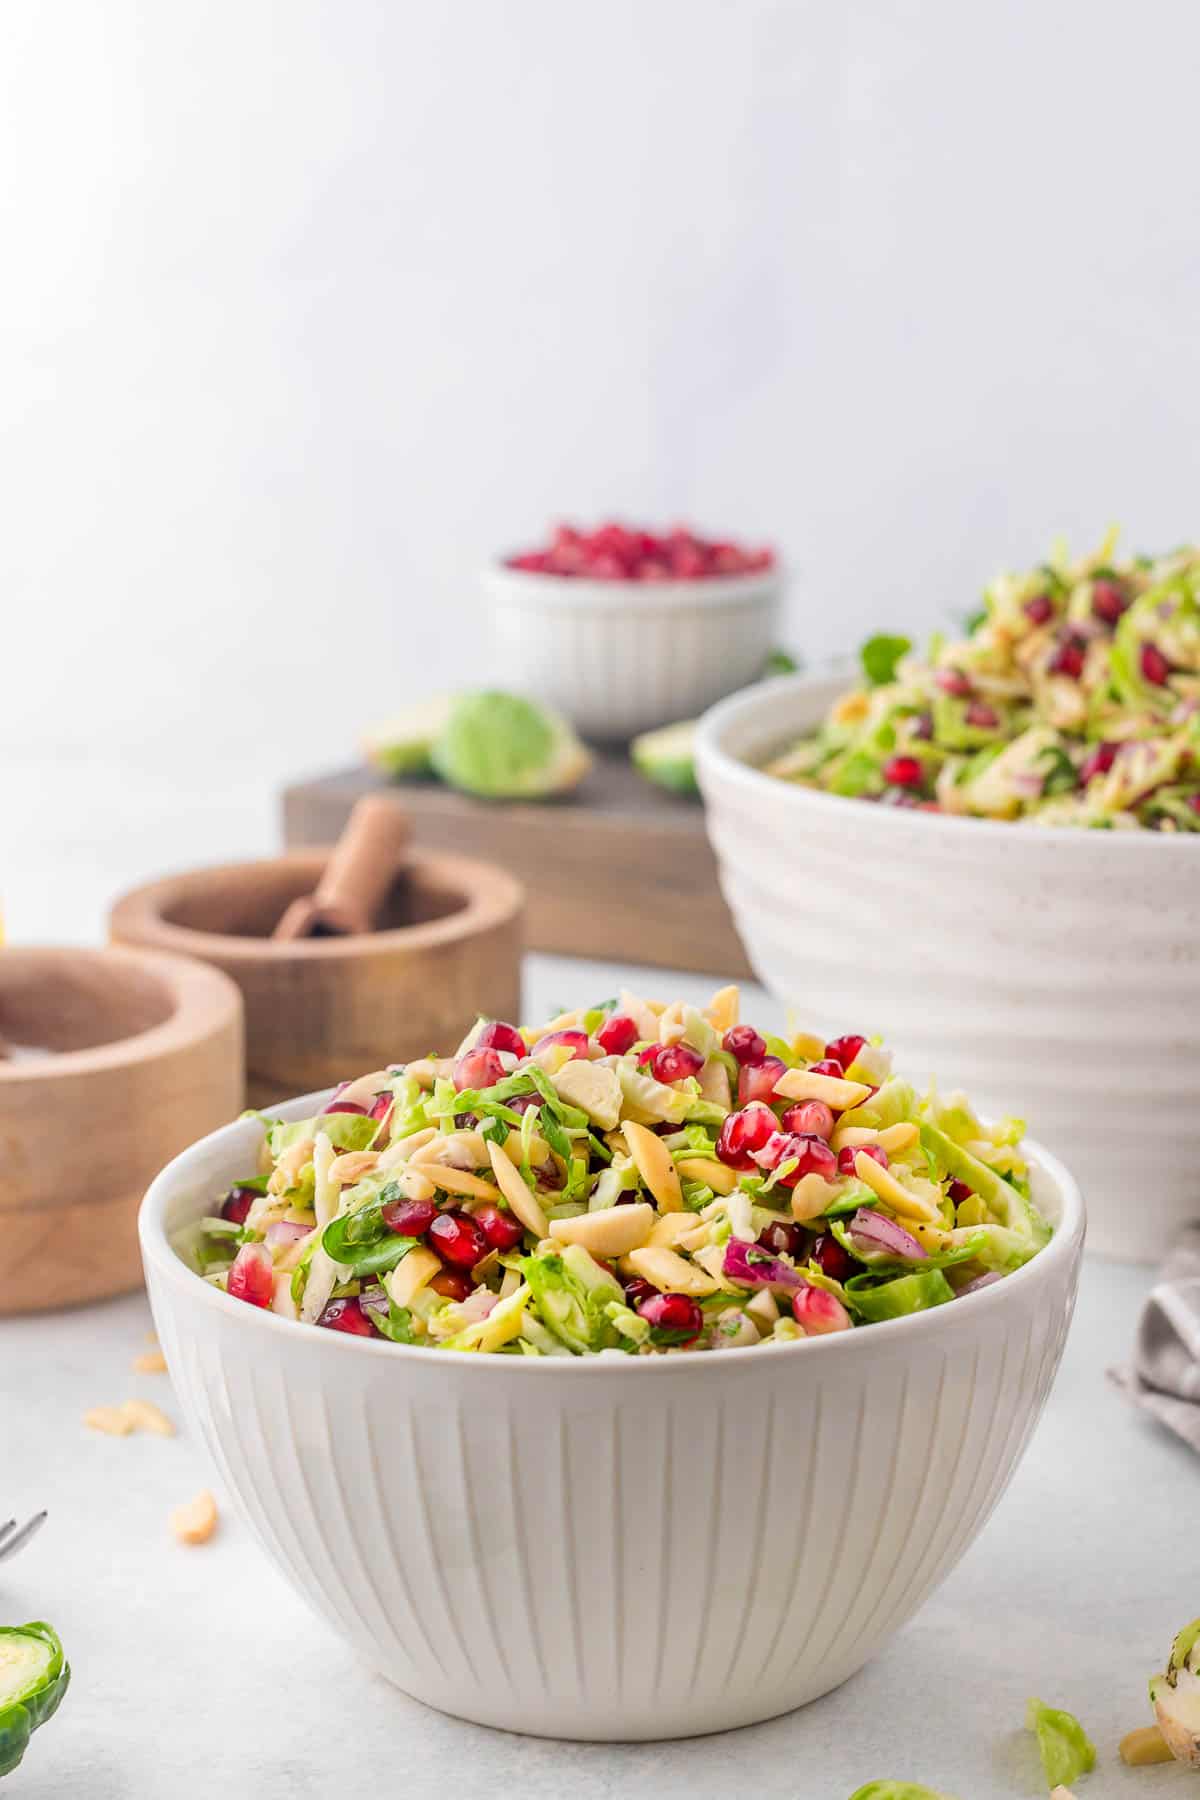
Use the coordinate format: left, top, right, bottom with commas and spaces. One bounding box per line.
140, 1090, 1082, 1741
696, 671, 1200, 1263
483, 561, 781, 739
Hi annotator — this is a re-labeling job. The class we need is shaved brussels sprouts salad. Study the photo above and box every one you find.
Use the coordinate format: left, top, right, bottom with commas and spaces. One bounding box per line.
767, 534, 1200, 828
188, 986, 1050, 1355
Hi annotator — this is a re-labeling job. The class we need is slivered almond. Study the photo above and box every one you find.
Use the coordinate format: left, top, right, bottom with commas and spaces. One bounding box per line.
377, 1127, 438, 1168
329, 1068, 391, 1110
412, 1130, 489, 1170
403, 1057, 454, 1088
645, 1211, 698, 1251
704, 984, 740, 1032
832, 1121, 920, 1155
395, 1164, 437, 1204
386, 1245, 441, 1307
773, 1068, 872, 1110
84, 1405, 136, 1437
550, 1204, 655, 1257
538, 1007, 587, 1033
486, 1141, 549, 1238
271, 1271, 301, 1317
622, 1120, 684, 1212
425, 1165, 503, 1203
170, 1489, 218, 1546
657, 1000, 687, 1044
676, 1157, 738, 1196
853, 1152, 939, 1221
1119, 1726, 1172, 1766
269, 1134, 316, 1195
624, 1246, 721, 1297
502, 1128, 552, 1167
329, 1150, 379, 1186
789, 1031, 827, 1062
745, 1289, 780, 1332
132, 1349, 168, 1374
697, 1058, 732, 1109
122, 1398, 176, 1437
790, 1173, 840, 1222
877, 1122, 919, 1154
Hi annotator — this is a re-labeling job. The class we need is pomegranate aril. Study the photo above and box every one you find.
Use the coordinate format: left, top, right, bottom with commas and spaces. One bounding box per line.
781, 1100, 835, 1140
473, 1202, 526, 1252
1049, 637, 1086, 678
948, 1178, 973, 1203
220, 1185, 258, 1226
318, 1297, 375, 1337
807, 1058, 846, 1079
429, 1211, 489, 1269
637, 1291, 704, 1345
596, 1013, 638, 1056
792, 1283, 853, 1335
623, 1276, 657, 1309
723, 1024, 767, 1065
757, 1131, 838, 1186
1189, 794, 1200, 816
227, 1244, 274, 1308
429, 1267, 471, 1302
453, 1046, 506, 1092
381, 1197, 436, 1237
534, 1029, 590, 1060
837, 1143, 888, 1176
1140, 642, 1172, 686
965, 701, 999, 729
1092, 578, 1128, 624
368, 1091, 392, 1122
642, 1042, 704, 1084
715, 1103, 776, 1169
1024, 593, 1054, 626
935, 668, 972, 696
824, 1034, 866, 1069
1080, 742, 1118, 784
883, 755, 923, 788
476, 1019, 526, 1056
737, 1056, 787, 1107
809, 1232, 856, 1282
757, 1219, 803, 1258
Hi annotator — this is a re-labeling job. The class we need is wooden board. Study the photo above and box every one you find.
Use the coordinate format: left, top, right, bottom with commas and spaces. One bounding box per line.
282, 752, 753, 978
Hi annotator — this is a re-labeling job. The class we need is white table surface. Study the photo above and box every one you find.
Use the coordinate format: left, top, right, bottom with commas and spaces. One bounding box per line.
4, 951, 1195, 1799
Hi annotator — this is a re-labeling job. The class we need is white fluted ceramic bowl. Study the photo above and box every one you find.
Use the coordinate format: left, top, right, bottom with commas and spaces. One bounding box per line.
140, 1090, 1082, 1741
696, 671, 1200, 1262
483, 561, 781, 740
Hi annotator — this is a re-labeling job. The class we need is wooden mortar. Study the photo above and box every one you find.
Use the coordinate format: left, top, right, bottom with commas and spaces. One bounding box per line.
109, 849, 524, 1108
0, 945, 244, 1314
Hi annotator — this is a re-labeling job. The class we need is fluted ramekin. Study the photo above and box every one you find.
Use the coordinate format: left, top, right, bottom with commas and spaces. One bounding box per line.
482, 562, 781, 740
696, 671, 1200, 1262
140, 1090, 1082, 1741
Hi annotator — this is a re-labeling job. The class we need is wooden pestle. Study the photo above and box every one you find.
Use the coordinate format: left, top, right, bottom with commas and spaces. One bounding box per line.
273, 795, 411, 941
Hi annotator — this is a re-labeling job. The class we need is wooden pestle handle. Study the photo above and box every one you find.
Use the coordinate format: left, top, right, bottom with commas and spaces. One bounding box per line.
273, 796, 411, 940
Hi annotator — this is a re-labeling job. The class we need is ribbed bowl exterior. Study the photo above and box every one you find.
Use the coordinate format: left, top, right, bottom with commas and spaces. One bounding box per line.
482, 564, 780, 740
141, 1100, 1081, 1741
696, 673, 1200, 1262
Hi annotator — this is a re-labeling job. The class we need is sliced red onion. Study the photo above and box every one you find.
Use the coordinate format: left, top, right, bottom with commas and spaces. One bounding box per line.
956, 1271, 1003, 1298
264, 1220, 311, 1250
359, 1284, 391, 1320
722, 1238, 802, 1293
848, 1208, 927, 1261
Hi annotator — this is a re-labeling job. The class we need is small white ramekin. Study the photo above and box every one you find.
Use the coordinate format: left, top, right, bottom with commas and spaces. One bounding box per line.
482, 561, 781, 740
696, 671, 1200, 1262
140, 1089, 1082, 1741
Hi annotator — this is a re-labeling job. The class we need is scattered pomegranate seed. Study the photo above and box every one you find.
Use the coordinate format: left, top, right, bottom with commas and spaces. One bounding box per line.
323, 1100, 367, 1116
756, 1132, 838, 1187
1092, 579, 1128, 624
737, 1056, 787, 1106
883, 755, 923, 788
596, 1013, 638, 1056
505, 521, 775, 583
807, 1058, 847, 1079
1080, 742, 1118, 784
623, 1276, 657, 1309
809, 1232, 856, 1281
965, 701, 999, 729
1024, 593, 1054, 626
948, 1179, 973, 1203
453, 1047, 507, 1091
780, 1100, 836, 1140
1190, 795, 1200, 816
318, 1297, 375, 1337
636, 1291, 704, 1344
757, 1219, 804, 1257
723, 1024, 767, 1065
476, 1020, 526, 1056
429, 1267, 472, 1302
1140, 642, 1172, 686
381, 1197, 436, 1236
837, 1143, 888, 1176
429, 1211, 489, 1269
227, 1244, 273, 1308
715, 1103, 776, 1169
1049, 636, 1086, 679
640, 1042, 704, 1083
824, 1034, 866, 1069
220, 1185, 258, 1226
792, 1284, 852, 1335
534, 1029, 591, 1061
473, 1203, 526, 1252
368, 1091, 392, 1122
935, 668, 972, 696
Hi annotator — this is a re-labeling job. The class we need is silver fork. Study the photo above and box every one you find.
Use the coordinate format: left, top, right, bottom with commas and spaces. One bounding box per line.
0, 1514, 46, 1564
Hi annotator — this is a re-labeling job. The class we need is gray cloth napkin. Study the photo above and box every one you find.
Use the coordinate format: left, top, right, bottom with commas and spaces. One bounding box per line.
1110, 1225, 1200, 1450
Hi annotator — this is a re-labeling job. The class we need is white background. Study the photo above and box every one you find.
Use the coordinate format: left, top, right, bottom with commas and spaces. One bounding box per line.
5, 0, 1200, 938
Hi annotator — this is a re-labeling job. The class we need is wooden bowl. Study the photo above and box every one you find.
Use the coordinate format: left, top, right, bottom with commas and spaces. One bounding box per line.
109, 849, 525, 1108
0, 945, 244, 1314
